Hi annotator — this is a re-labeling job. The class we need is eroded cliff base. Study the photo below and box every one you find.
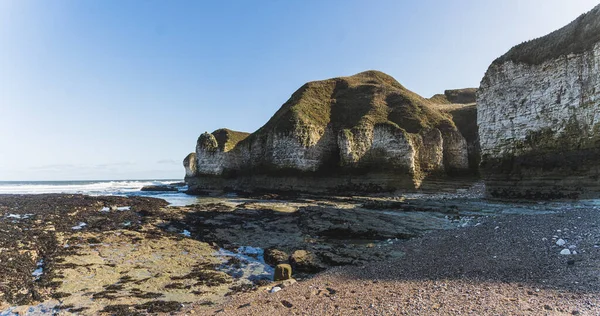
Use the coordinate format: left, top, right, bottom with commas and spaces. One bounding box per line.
186, 172, 481, 196
482, 148, 600, 200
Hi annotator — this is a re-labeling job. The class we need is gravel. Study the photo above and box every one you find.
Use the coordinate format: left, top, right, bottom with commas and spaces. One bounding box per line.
190, 207, 600, 315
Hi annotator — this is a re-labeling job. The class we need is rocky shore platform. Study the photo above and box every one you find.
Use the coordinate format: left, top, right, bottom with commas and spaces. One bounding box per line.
199, 206, 600, 315
1, 189, 600, 315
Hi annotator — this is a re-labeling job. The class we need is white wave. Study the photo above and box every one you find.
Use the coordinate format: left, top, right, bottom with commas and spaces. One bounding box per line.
0, 180, 179, 195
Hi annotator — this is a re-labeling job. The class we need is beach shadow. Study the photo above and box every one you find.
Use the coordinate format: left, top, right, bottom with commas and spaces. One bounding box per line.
324, 207, 600, 294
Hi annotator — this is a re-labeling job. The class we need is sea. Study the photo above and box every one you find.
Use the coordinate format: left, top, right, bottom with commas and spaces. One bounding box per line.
0, 180, 202, 206
0, 180, 272, 316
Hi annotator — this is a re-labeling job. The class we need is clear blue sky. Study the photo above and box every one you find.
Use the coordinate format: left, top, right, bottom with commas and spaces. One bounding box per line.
0, 0, 597, 181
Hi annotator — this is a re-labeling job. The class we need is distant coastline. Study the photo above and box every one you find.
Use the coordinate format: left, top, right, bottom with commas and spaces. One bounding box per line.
0, 179, 198, 206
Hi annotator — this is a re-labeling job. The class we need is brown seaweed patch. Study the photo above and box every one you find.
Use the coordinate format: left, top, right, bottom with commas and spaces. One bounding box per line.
104, 283, 124, 291
66, 307, 89, 313
171, 262, 232, 287
102, 301, 183, 314
92, 290, 120, 300
100, 304, 143, 316
129, 289, 164, 299
118, 275, 134, 283
164, 282, 189, 289
132, 277, 151, 285
135, 300, 183, 313
226, 283, 256, 296
50, 292, 71, 299
87, 237, 102, 244
226, 256, 248, 269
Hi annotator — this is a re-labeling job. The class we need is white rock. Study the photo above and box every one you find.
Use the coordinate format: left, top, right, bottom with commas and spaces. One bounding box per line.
270, 286, 282, 293
556, 239, 566, 246
191, 119, 471, 189
572, 250, 578, 255
560, 249, 571, 255
71, 222, 87, 230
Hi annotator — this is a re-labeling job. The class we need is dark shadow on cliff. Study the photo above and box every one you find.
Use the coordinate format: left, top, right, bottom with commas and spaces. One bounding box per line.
329, 80, 376, 130
417, 173, 480, 193
447, 104, 480, 172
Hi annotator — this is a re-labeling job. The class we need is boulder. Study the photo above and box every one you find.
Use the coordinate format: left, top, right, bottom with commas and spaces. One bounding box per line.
140, 185, 178, 192
264, 248, 289, 266
273, 264, 293, 281
289, 250, 326, 273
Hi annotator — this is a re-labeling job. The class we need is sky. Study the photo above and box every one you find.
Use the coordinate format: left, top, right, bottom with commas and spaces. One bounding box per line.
0, 0, 598, 181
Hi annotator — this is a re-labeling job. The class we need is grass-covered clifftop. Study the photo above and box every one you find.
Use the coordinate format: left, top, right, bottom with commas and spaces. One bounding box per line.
188, 70, 479, 192
211, 129, 250, 152
430, 88, 477, 105
236, 70, 456, 147
493, 4, 600, 65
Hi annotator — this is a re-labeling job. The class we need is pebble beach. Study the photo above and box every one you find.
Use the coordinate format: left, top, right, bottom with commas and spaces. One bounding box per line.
200, 207, 600, 315
1, 187, 599, 315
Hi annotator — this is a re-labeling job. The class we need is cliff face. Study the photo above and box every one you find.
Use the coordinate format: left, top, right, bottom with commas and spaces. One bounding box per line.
478, 5, 600, 199
430, 88, 477, 105
185, 71, 477, 194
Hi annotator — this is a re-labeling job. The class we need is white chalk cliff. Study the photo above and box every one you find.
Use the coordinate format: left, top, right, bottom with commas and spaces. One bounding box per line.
478, 4, 600, 198
184, 71, 478, 194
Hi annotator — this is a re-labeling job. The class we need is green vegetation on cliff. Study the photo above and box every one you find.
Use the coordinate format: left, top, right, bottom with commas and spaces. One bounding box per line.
429, 94, 452, 104
190, 70, 479, 190
429, 88, 477, 105
237, 70, 456, 147
493, 4, 600, 65
211, 129, 250, 152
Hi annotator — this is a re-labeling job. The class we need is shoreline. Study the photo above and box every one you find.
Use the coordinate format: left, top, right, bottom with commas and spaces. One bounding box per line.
200, 207, 600, 315
0, 193, 599, 315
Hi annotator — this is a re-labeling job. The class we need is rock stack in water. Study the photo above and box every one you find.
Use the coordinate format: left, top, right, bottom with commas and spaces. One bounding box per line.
477, 4, 600, 199
184, 70, 478, 194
